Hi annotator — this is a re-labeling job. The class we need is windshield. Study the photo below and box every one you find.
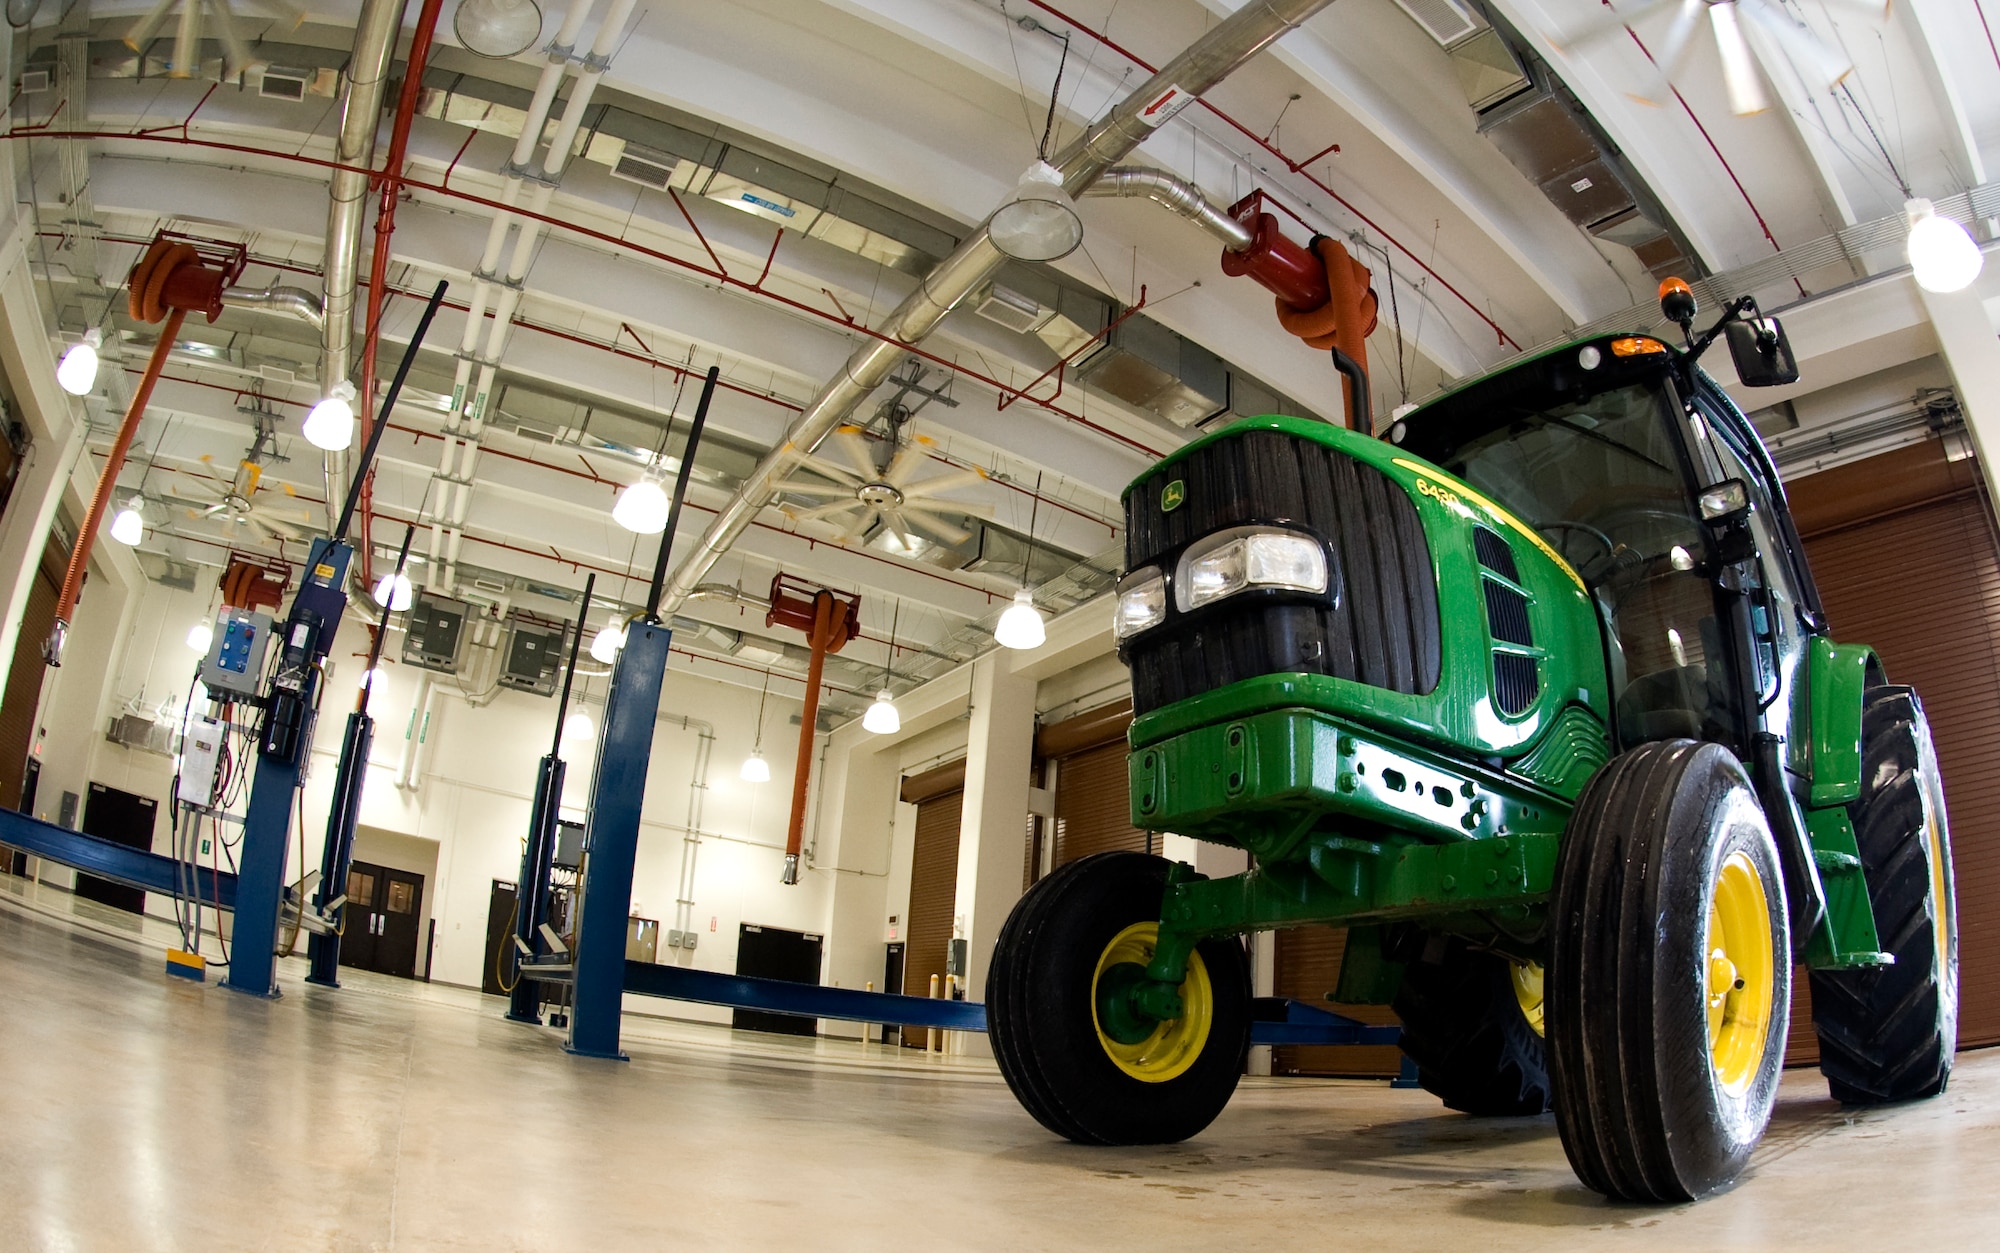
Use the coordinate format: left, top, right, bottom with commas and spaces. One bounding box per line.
1400, 380, 1703, 575
1399, 376, 1734, 748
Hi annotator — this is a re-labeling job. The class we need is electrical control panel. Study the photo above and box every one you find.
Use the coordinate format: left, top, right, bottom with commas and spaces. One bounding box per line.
199, 609, 275, 697
176, 717, 226, 807
401, 592, 470, 673
553, 819, 586, 871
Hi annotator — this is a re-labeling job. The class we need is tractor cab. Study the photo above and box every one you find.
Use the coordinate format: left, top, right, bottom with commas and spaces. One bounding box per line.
1389, 323, 1820, 765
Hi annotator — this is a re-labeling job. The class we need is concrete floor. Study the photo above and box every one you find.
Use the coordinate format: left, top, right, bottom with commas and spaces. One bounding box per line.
1, 878, 1993, 1251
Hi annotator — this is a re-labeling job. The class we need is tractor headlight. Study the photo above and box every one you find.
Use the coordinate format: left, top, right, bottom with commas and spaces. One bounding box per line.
1113, 567, 1167, 640
1175, 528, 1327, 612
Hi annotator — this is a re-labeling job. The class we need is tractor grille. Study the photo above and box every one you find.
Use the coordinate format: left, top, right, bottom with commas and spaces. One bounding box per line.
1122, 428, 1440, 715
1474, 526, 1540, 716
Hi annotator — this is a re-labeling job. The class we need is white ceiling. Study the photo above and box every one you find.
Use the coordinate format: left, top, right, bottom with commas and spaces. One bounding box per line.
8, 0, 1993, 711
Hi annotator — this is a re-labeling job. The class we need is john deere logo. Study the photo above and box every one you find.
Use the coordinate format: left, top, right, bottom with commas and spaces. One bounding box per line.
1161, 480, 1186, 512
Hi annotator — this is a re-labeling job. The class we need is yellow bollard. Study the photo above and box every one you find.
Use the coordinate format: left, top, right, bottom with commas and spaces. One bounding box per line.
928, 973, 941, 1053
864, 981, 875, 1047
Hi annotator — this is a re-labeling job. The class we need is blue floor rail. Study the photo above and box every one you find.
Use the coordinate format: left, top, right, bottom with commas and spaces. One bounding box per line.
619, 959, 1401, 1048
0, 808, 238, 910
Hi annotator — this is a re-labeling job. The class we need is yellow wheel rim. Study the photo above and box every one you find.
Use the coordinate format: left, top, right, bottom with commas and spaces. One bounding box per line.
1705, 850, 1776, 1095
1510, 961, 1546, 1038
1926, 808, 1951, 976
1091, 922, 1213, 1083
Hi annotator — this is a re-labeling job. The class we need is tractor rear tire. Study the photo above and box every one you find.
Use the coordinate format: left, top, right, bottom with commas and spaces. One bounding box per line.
987, 851, 1250, 1145
1809, 686, 1959, 1104
1392, 941, 1551, 1116
1548, 741, 1791, 1202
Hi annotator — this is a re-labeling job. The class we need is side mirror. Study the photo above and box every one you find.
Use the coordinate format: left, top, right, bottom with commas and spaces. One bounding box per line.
1724, 316, 1799, 387
1698, 479, 1752, 524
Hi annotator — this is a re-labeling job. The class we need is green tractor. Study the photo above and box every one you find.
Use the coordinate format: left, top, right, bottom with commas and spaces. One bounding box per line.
985, 287, 1960, 1202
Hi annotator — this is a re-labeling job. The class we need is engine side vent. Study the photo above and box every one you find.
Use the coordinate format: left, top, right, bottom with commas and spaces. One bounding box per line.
1482, 579, 1533, 647
1472, 526, 1519, 582
1493, 653, 1541, 717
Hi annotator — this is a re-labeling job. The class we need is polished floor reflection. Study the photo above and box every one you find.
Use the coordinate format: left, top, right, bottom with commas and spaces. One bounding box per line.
0, 876, 1992, 1250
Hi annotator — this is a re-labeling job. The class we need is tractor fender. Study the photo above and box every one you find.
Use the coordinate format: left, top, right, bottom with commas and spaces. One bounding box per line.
1806, 639, 1883, 809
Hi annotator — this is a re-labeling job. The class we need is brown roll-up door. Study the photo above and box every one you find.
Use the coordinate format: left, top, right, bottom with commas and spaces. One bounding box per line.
1036, 698, 1132, 759
901, 788, 962, 1047
0, 545, 62, 812
1052, 740, 1149, 869
1271, 926, 1403, 1076
900, 759, 966, 805
1783, 439, 2000, 1057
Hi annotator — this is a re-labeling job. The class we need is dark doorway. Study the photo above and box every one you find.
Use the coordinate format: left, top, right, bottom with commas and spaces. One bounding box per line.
483, 879, 517, 996
76, 783, 156, 914
881, 941, 905, 1046
732, 923, 822, 1037
339, 858, 426, 978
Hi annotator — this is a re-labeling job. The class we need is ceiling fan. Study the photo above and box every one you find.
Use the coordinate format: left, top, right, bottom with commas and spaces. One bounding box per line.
1558, 0, 1886, 117
776, 424, 993, 551
174, 455, 314, 544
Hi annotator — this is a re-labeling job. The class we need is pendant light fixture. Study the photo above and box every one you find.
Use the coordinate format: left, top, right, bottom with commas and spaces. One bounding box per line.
372, 570, 415, 611
589, 623, 625, 663
57, 328, 102, 396
303, 381, 358, 451
741, 669, 772, 782
614, 462, 671, 534
452, 0, 543, 58
995, 472, 1047, 650
863, 600, 902, 735
989, 38, 1083, 262
109, 496, 144, 546
1906, 199, 1984, 294
187, 621, 213, 653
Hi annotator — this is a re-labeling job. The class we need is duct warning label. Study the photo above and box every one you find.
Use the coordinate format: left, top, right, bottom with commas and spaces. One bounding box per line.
1138, 84, 1196, 127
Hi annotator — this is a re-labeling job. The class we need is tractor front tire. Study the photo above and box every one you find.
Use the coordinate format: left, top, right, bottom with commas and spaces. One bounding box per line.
987, 851, 1250, 1145
1809, 686, 1959, 1104
1549, 741, 1791, 1202
1392, 941, 1551, 1116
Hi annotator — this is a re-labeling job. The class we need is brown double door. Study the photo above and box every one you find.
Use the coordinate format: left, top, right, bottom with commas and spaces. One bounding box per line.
340, 859, 425, 978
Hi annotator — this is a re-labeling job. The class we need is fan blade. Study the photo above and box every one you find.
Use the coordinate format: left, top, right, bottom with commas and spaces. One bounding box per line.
1712, 3, 1769, 114
882, 445, 927, 489
1653, 0, 1709, 84
772, 480, 858, 499
879, 509, 921, 552
902, 467, 987, 499
1551, 0, 1679, 53
281, 483, 298, 498
793, 501, 865, 522
241, 515, 273, 542
199, 502, 228, 518
837, 507, 879, 544
825, 426, 880, 482
1740, 0, 1852, 92
792, 454, 864, 486
240, 461, 263, 495
897, 506, 971, 546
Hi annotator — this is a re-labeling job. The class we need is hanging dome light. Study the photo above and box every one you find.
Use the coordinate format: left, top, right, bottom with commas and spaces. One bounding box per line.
452, 0, 543, 58
357, 666, 381, 690
741, 750, 770, 783
862, 689, 902, 735
589, 624, 626, 663
109, 497, 144, 546
989, 161, 1084, 261
561, 710, 594, 742
372, 570, 415, 611
57, 328, 102, 396
186, 621, 213, 653
303, 381, 358, 451
994, 589, 1046, 650
613, 464, 671, 534
1906, 199, 1984, 294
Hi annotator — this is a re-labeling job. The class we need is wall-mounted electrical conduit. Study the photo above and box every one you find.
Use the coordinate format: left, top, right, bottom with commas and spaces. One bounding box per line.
431, 0, 641, 596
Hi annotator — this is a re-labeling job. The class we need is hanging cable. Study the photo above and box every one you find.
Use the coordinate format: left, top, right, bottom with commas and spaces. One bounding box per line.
1037, 28, 1072, 161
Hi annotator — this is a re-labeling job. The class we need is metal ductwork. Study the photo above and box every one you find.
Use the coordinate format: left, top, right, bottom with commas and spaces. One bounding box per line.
656, 0, 1335, 616
1084, 167, 1254, 251
222, 284, 325, 328
318, 0, 406, 526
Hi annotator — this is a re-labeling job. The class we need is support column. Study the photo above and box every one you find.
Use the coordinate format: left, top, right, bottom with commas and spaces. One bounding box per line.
1916, 270, 2000, 504
0, 423, 82, 697
952, 652, 1037, 1036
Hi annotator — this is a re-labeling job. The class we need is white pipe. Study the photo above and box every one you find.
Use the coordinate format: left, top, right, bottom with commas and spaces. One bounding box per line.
665, 714, 714, 942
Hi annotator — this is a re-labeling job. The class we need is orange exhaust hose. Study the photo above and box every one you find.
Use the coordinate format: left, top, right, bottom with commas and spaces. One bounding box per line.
785, 592, 836, 870
44, 306, 188, 665
1273, 237, 1379, 428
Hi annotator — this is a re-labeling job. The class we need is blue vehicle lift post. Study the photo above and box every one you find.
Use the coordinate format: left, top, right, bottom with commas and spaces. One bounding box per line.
223, 282, 448, 998
506, 571, 594, 1023
305, 524, 416, 987
566, 366, 717, 1060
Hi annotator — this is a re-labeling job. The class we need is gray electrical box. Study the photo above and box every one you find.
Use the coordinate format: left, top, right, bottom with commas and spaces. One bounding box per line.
401, 593, 470, 673
200, 609, 275, 697
497, 617, 565, 695
552, 820, 586, 871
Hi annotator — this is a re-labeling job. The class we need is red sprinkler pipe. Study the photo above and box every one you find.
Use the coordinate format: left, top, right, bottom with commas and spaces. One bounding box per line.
354, 0, 447, 585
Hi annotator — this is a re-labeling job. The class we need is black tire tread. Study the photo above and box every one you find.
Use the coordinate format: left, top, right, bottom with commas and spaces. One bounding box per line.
1809, 686, 1958, 1105
1393, 942, 1551, 1116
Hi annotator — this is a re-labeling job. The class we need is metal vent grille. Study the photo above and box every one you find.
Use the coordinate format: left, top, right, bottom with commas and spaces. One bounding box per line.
611, 144, 677, 190
1472, 526, 1519, 582
258, 68, 309, 101
1482, 578, 1533, 648
1493, 652, 1540, 716
1389, 0, 1484, 47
